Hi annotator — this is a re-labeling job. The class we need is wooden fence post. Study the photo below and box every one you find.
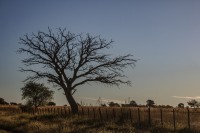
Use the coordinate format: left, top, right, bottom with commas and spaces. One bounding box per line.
173, 109, 176, 132
50, 108, 52, 114
160, 108, 163, 126
87, 108, 89, 117
129, 108, 132, 123
138, 108, 141, 127
35, 108, 37, 114
53, 108, 56, 114
56, 108, 59, 114
113, 108, 116, 121
61, 108, 63, 116
148, 107, 151, 127
99, 108, 102, 120
32, 108, 35, 115
82, 107, 84, 115
47, 108, 49, 114
106, 108, 108, 120
64, 107, 67, 116
187, 108, 190, 131
77, 107, 80, 118
121, 108, 123, 120
93, 108, 96, 120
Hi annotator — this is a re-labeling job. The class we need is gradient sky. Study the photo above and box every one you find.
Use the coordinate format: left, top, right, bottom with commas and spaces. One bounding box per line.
1, 0, 200, 106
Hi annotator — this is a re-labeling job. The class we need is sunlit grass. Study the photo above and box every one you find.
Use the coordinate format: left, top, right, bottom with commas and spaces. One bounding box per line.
0, 111, 136, 133
0, 110, 199, 133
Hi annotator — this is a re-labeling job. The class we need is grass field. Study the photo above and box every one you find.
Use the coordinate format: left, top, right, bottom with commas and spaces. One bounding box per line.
0, 106, 200, 133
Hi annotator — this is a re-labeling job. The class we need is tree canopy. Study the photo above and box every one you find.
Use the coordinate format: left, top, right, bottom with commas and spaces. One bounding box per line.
0, 98, 8, 105
21, 81, 54, 107
187, 99, 199, 108
146, 99, 155, 107
47, 101, 56, 106
177, 103, 184, 108
129, 100, 137, 107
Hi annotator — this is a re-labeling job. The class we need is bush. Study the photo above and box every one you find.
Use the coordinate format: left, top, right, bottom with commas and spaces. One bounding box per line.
19, 105, 33, 113
47, 102, 56, 106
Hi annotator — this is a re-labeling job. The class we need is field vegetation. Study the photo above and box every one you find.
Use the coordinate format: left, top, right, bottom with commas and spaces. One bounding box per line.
0, 106, 200, 133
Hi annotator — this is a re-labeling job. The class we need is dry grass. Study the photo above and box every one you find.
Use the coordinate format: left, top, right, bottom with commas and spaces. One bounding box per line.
0, 111, 137, 133
0, 106, 200, 132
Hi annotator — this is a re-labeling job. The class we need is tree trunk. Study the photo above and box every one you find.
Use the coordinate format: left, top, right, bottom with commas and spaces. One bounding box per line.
65, 90, 78, 114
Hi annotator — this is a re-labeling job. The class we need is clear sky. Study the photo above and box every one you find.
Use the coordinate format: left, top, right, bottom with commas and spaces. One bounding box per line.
1, 0, 200, 106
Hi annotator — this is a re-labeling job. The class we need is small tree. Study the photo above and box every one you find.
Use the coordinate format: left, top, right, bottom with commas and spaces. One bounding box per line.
187, 99, 199, 108
47, 101, 56, 106
101, 104, 107, 107
178, 103, 184, 108
108, 101, 120, 107
0, 98, 5, 104
0, 98, 8, 105
146, 99, 155, 107
129, 100, 137, 107
21, 81, 54, 107
10, 102, 18, 105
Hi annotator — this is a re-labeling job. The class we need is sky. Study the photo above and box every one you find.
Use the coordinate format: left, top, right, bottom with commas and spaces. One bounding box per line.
1, 0, 200, 106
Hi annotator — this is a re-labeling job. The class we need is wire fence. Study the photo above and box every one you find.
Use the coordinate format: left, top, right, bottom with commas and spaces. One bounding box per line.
1, 105, 200, 131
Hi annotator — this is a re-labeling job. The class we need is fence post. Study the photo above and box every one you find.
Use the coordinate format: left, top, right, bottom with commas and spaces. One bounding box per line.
87, 108, 89, 117
64, 107, 67, 116
106, 108, 108, 120
57, 108, 59, 114
60, 108, 62, 115
173, 109, 176, 132
99, 108, 102, 120
93, 108, 96, 120
61, 108, 63, 116
138, 108, 141, 127
32, 107, 35, 115
77, 107, 80, 118
68, 107, 70, 115
35, 108, 37, 114
129, 108, 132, 123
187, 108, 190, 131
47, 108, 49, 114
160, 108, 163, 126
121, 108, 123, 119
113, 108, 116, 121
148, 107, 151, 127
82, 107, 84, 115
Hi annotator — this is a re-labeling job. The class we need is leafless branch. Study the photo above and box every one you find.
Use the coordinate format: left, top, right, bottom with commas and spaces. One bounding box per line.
18, 28, 136, 95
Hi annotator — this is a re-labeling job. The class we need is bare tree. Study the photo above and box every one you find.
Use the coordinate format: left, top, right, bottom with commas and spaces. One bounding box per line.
18, 28, 136, 114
